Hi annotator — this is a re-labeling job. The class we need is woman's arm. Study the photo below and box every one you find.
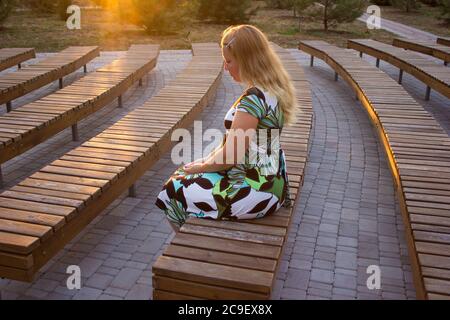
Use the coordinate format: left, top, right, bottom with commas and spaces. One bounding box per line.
183, 111, 259, 174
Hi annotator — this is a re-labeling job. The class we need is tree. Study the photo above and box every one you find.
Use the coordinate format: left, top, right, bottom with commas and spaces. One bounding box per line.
19, 0, 72, 20
197, 0, 253, 23
128, 0, 190, 35
391, 0, 420, 12
319, 0, 367, 31
0, 0, 13, 27
441, 0, 450, 24
58, 0, 72, 21
292, 0, 315, 28
264, 0, 294, 9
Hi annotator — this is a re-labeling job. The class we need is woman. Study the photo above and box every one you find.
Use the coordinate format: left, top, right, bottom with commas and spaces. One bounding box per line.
155, 24, 298, 231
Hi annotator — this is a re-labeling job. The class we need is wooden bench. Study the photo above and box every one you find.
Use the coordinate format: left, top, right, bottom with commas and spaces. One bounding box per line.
392, 38, 450, 65
152, 44, 313, 300
437, 37, 450, 47
347, 39, 450, 101
299, 40, 450, 300
0, 43, 222, 283
0, 48, 36, 72
0, 46, 100, 112
0, 44, 160, 185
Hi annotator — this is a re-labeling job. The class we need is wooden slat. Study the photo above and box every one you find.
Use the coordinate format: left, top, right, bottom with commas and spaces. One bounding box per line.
153, 276, 267, 300
153, 256, 273, 294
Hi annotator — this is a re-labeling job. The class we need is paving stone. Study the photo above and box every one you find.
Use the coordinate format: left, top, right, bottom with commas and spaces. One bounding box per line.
110, 268, 142, 290
78, 257, 103, 278
125, 284, 152, 300
285, 269, 310, 290
310, 269, 334, 284
280, 288, 307, 300
336, 251, 357, 270
73, 287, 103, 300
85, 273, 114, 290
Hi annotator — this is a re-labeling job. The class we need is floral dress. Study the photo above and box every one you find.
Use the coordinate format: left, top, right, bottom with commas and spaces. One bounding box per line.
155, 86, 291, 227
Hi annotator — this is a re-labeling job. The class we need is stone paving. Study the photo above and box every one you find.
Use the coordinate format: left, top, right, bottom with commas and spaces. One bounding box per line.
358, 13, 438, 41
0, 46, 448, 299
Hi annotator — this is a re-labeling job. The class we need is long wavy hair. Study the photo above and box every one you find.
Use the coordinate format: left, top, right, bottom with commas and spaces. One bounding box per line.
221, 24, 298, 125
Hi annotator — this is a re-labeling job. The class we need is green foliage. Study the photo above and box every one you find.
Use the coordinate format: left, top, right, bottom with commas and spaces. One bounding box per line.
317, 0, 367, 31
440, 0, 450, 23
420, 0, 439, 6
197, 0, 253, 23
18, 0, 72, 19
264, 0, 294, 8
131, 0, 190, 35
292, 0, 315, 13
291, 0, 314, 27
25, 0, 55, 13
391, 0, 420, 12
0, 0, 13, 26
58, 0, 72, 21
370, 0, 391, 5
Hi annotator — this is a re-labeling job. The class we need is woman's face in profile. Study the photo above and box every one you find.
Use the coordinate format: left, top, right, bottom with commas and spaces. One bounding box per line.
222, 47, 241, 83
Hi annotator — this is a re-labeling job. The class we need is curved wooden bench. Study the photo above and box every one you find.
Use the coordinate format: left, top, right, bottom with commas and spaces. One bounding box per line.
299, 40, 450, 300
152, 44, 313, 300
0, 48, 36, 72
348, 39, 450, 101
0, 46, 100, 112
393, 38, 450, 65
437, 37, 450, 47
0, 45, 160, 185
0, 43, 222, 283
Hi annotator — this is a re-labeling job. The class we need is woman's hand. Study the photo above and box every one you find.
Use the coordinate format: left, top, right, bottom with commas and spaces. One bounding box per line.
182, 158, 205, 175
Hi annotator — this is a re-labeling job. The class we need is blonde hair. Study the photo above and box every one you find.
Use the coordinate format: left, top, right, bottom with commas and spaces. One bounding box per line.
221, 25, 298, 126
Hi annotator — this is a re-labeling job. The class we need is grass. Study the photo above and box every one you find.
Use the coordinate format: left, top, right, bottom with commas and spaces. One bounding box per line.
380, 4, 450, 37
0, 2, 398, 52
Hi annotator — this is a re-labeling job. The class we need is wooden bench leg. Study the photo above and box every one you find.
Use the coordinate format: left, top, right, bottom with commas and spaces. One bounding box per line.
6, 101, 12, 113
129, 184, 136, 198
445, 61, 448, 66
0, 165, 3, 188
359, 52, 363, 58
398, 69, 403, 84
84, 65, 87, 73
59, 78, 63, 89
118, 95, 123, 108
139, 78, 143, 86
376, 58, 380, 68
71, 123, 79, 141
334, 72, 338, 81
310, 55, 314, 67
425, 86, 431, 101
18, 63, 22, 69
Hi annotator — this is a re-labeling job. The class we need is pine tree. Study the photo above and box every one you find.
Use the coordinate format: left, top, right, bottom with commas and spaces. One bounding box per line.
58, 0, 72, 21
441, 0, 450, 24
131, 0, 189, 35
391, 0, 420, 12
197, 0, 252, 23
319, 0, 367, 31
292, 0, 315, 28
0, 0, 12, 26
